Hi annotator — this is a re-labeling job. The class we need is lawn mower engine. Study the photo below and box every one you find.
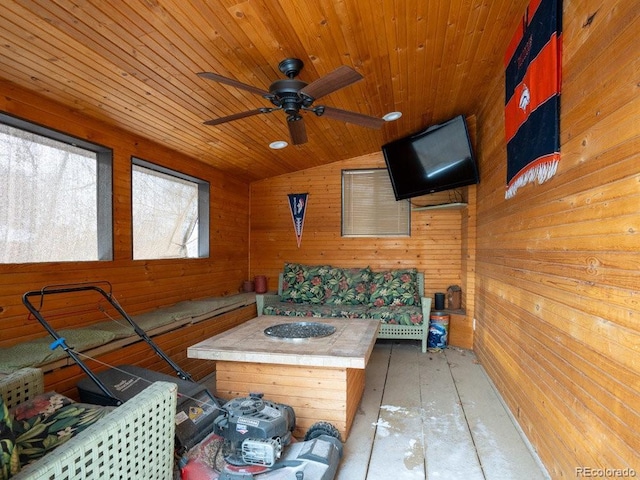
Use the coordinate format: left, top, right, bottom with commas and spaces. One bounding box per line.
213, 394, 296, 467
201, 394, 343, 480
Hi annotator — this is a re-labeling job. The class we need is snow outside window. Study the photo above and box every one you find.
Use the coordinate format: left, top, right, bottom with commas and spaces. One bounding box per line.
0, 117, 113, 263
132, 159, 209, 260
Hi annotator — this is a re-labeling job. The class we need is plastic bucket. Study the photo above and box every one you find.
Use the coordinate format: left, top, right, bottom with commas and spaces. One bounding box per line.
428, 312, 450, 350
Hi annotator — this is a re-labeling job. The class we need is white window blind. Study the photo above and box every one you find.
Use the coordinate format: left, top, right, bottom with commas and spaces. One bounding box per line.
342, 169, 410, 236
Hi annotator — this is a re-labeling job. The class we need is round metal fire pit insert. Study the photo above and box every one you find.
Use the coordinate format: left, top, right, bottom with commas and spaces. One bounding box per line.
264, 322, 336, 339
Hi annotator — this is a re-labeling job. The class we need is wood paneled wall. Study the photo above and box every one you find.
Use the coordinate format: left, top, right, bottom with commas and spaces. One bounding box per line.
2, 1, 636, 474
249, 152, 475, 348
473, 0, 639, 476
0, 83, 251, 356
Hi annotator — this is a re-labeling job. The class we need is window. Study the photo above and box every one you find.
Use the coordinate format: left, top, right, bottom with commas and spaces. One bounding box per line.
132, 158, 209, 259
0, 113, 113, 263
342, 169, 410, 236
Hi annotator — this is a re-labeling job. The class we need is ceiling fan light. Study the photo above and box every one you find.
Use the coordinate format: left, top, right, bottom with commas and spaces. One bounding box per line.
383, 111, 403, 121
269, 140, 288, 150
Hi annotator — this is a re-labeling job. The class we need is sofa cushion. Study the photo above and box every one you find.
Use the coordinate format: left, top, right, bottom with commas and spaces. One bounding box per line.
324, 305, 371, 319
11, 392, 74, 426
325, 267, 372, 306
263, 302, 372, 319
11, 399, 113, 467
262, 302, 321, 317
1, 394, 20, 479
263, 302, 335, 318
369, 269, 421, 306
280, 263, 333, 304
368, 306, 424, 326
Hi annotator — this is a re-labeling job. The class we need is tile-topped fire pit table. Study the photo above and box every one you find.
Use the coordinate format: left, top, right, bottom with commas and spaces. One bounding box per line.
187, 315, 380, 440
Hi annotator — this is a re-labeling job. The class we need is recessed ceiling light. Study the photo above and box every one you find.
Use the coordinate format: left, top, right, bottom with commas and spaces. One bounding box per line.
383, 111, 402, 121
269, 140, 288, 149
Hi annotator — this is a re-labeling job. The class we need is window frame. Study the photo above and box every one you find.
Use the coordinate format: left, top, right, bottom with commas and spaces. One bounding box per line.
0, 112, 113, 262
131, 157, 210, 259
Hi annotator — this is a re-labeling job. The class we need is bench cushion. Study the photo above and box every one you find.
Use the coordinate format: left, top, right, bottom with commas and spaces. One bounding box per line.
0, 329, 116, 375
0, 293, 255, 375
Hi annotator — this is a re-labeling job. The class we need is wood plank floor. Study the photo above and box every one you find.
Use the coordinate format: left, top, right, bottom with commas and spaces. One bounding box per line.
336, 341, 550, 480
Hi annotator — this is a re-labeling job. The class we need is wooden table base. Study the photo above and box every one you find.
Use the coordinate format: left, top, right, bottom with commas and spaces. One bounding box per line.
188, 316, 380, 441
215, 360, 365, 440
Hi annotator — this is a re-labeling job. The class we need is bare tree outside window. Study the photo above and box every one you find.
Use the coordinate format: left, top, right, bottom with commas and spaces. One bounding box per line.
0, 121, 111, 263
132, 158, 209, 260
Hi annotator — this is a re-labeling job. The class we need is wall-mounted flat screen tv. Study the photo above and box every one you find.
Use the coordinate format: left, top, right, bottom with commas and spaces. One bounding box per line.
382, 115, 479, 200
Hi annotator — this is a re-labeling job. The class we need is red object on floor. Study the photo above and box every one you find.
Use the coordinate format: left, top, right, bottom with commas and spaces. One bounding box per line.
180, 459, 218, 480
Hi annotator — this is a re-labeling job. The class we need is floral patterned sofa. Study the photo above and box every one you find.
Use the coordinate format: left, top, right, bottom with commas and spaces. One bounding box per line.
1, 368, 177, 480
256, 263, 432, 352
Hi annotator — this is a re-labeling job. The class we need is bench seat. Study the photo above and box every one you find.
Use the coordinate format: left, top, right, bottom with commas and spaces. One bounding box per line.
0, 293, 256, 375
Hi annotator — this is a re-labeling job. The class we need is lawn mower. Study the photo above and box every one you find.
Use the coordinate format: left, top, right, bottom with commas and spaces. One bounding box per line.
22, 282, 344, 479
181, 402, 343, 480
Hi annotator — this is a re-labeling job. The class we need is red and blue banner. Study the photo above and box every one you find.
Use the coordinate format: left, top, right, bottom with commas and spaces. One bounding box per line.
504, 0, 562, 199
288, 193, 308, 248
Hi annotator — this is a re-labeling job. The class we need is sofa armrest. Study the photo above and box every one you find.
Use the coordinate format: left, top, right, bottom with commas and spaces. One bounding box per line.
256, 293, 281, 316
421, 297, 432, 321
0, 367, 44, 409
417, 272, 425, 298
277, 272, 284, 296
12, 381, 178, 480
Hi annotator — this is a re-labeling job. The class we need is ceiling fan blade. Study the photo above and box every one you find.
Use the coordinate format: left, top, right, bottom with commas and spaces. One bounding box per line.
316, 106, 385, 129
288, 116, 308, 145
203, 108, 272, 126
197, 71, 270, 97
299, 65, 363, 101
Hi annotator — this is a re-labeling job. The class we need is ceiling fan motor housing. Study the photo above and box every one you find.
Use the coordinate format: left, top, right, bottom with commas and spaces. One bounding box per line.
269, 79, 308, 114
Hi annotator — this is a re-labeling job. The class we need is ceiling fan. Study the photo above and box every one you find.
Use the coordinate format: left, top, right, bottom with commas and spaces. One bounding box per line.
197, 58, 385, 145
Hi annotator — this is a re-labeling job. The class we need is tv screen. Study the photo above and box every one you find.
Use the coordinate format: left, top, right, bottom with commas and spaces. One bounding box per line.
382, 115, 479, 200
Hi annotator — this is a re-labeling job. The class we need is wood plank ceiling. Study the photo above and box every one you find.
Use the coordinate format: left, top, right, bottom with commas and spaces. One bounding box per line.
0, 0, 527, 182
